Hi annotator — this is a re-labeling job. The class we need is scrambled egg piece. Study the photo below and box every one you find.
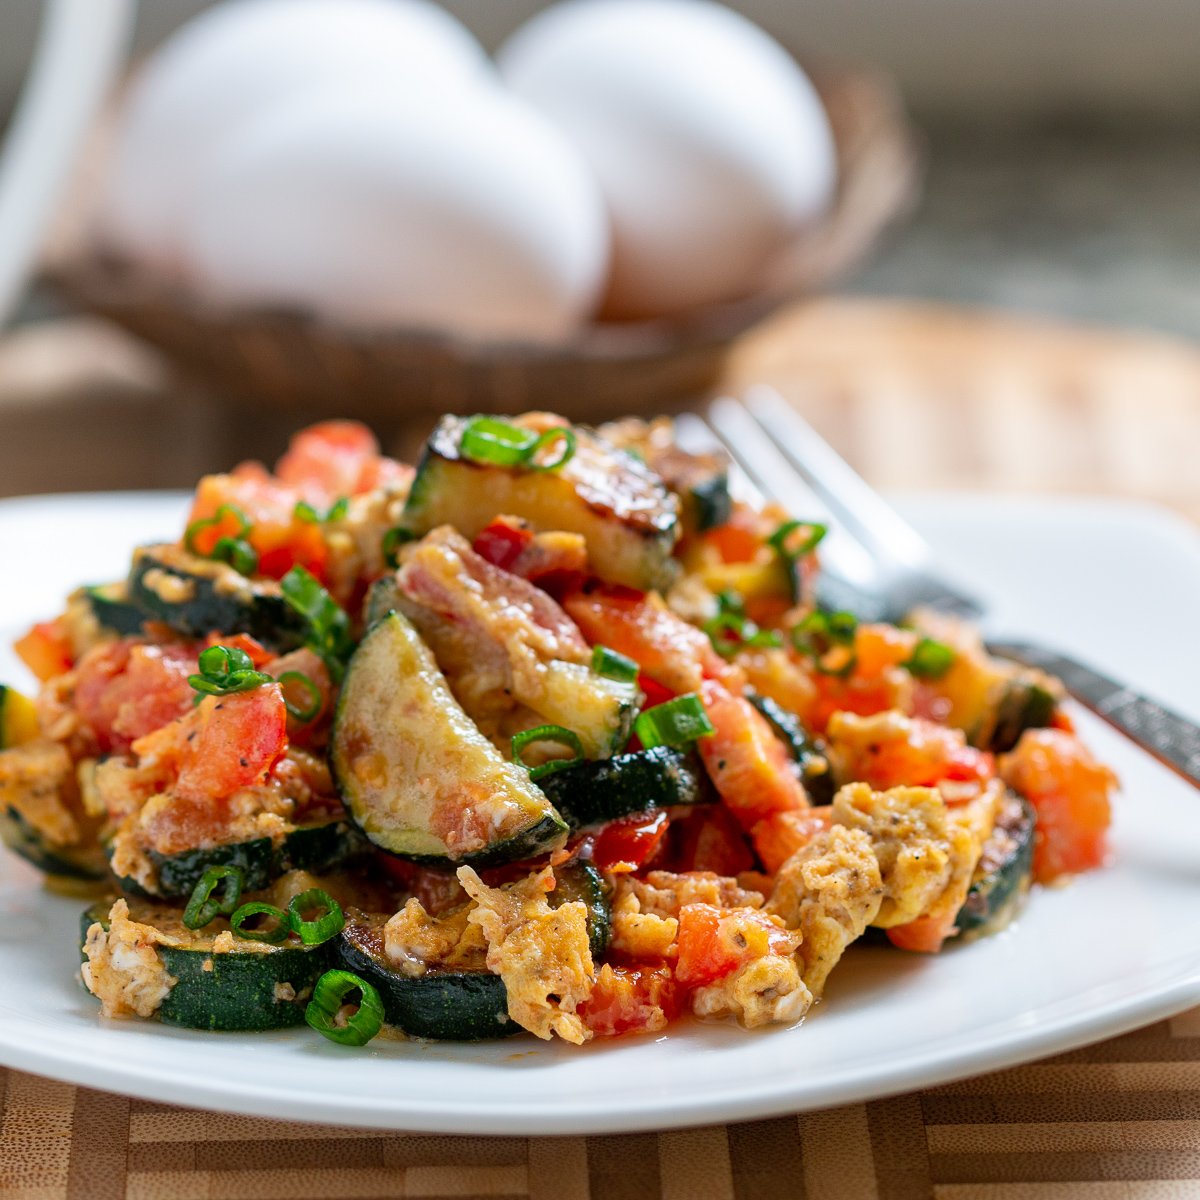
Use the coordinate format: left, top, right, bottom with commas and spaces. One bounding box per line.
689, 909, 810, 1029
0, 742, 82, 846
622, 870, 764, 919
82, 899, 178, 1019
766, 825, 883, 998
608, 886, 679, 960
384, 898, 488, 977
458, 865, 594, 1045
831, 783, 953, 928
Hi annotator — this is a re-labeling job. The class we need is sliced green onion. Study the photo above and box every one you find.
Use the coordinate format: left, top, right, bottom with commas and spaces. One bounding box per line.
210, 536, 259, 577
790, 610, 859, 677
591, 645, 639, 683
768, 519, 828, 562
279, 670, 322, 722
184, 503, 250, 555
230, 902, 291, 944
305, 969, 385, 1047
294, 497, 349, 525
381, 526, 416, 569
702, 611, 782, 658
188, 644, 273, 700
182, 865, 243, 930
526, 427, 576, 472
287, 887, 345, 946
512, 724, 585, 781
460, 417, 538, 467
281, 566, 355, 681
634, 693, 715, 748
905, 637, 956, 679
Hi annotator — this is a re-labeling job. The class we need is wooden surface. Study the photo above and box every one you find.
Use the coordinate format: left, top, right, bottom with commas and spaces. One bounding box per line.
0, 298, 1198, 1200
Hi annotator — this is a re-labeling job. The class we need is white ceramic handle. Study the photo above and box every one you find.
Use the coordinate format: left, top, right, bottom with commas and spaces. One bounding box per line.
0, 0, 135, 328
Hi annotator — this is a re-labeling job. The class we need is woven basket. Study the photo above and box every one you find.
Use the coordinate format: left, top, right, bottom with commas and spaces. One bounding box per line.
45, 65, 921, 422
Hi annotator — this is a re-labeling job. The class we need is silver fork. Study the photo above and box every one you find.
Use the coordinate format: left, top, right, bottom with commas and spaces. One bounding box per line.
680, 388, 1200, 789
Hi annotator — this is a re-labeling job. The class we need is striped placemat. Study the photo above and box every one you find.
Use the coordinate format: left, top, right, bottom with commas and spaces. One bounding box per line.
2, 1010, 1198, 1198
0, 299, 1197, 1199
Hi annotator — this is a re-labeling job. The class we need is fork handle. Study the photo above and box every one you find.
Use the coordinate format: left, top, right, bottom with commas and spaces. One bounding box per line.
988, 641, 1200, 788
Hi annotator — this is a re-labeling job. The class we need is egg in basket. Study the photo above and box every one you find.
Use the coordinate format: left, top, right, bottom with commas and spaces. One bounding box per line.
48, 0, 920, 420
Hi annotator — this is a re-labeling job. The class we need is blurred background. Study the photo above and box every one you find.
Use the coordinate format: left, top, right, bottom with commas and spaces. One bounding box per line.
0, 0, 1197, 516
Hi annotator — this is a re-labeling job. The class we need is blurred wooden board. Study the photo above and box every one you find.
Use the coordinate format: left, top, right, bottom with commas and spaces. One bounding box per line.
2, 297, 1198, 522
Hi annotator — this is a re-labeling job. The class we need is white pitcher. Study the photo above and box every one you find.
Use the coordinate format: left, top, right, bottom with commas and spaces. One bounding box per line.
0, 0, 135, 326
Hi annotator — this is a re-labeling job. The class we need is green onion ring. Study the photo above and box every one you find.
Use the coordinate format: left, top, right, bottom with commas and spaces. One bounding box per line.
230, 902, 291, 944
904, 637, 956, 679
591, 645, 639, 683
287, 888, 345, 946
768, 519, 828, 562
305, 969, 385, 1047
460, 417, 538, 467
634, 693, 715, 749
279, 671, 322, 722
512, 724, 585, 781
182, 865, 243, 930
526, 428, 577, 472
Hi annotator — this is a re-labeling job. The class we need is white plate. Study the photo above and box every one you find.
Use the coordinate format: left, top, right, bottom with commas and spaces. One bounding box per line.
0, 491, 1197, 1134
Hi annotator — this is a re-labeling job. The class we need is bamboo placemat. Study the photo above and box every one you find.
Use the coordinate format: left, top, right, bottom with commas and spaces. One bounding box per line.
0, 298, 1197, 1199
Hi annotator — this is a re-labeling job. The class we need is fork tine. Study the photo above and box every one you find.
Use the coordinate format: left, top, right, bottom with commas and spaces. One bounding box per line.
743, 386, 932, 570
702, 398, 883, 598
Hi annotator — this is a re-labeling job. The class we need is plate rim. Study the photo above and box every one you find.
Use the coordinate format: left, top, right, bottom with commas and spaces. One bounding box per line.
0, 489, 1197, 1133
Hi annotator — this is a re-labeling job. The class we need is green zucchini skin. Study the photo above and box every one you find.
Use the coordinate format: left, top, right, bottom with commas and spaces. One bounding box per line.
127, 544, 305, 650
987, 682, 1058, 753
146, 819, 364, 898
81, 903, 332, 1031
956, 794, 1036, 938
745, 692, 835, 805
337, 921, 520, 1041
1, 806, 107, 880
537, 746, 708, 832
553, 860, 611, 959
686, 471, 733, 534
82, 583, 147, 636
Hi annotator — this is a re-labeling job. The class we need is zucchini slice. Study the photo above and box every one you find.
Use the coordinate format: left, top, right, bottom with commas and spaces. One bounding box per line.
956, 793, 1036, 938
0, 740, 107, 880
337, 919, 520, 1041
745, 692, 835, 804
400, 415, 680, 592
128, 544, 306, 650
986, 679, 1058, 753
553, 859, 611, 959
80, 583, 146, 637
0, 685, 38, 750
146, 817, 364, 898
537, 746, 708, 832
332, 611, 568, 866
81, 901, 332, 1031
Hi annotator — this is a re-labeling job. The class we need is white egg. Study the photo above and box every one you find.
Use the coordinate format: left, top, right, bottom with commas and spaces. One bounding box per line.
499, 0, 837, 320
181, 84, 609, 342
99, 0, 490, 270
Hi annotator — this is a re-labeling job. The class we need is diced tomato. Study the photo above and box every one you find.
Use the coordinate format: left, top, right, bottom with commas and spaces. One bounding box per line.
14, 620, 73, 681
675, 903, 795, 988
169, 685, 288, 804
472, 516, 534, 572
578, 963, 683, 1037
564, 587, 741, 695
887, 910, 958, 954
668, 805, 756, 876
696, 679, 808, 827
73, 639, 197, 751
591, 811, 671, 873
377, 856, 468, 914
751, 807, 834, 874
275, 421, 382, 503
828, 713, 994, 793
265, 646, 333, 743
999, 729, 1116, 882
188, 471, 329, 583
